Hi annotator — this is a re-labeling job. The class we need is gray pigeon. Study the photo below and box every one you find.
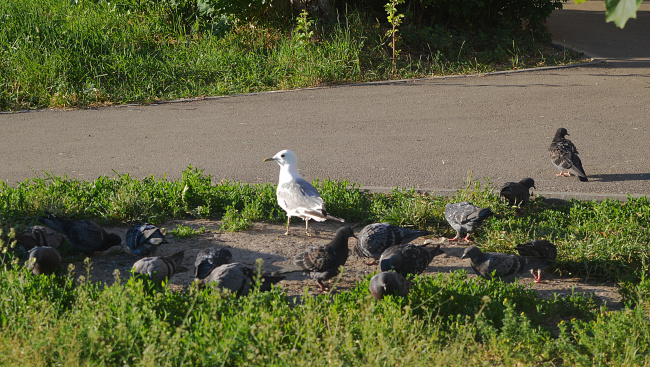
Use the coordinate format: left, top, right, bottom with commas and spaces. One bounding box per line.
204, 263, 285, 296
515, 240, 557, 283
549, 127, 588, 182
379, 243, 445, 276
132, 250, 187, 284
37, 213, 122, 255
15, 225, 65, 251
272, 226, 356, 291
354, 223, 433, 265
194, 248, 232, 280
460, 246, 554, 281
126, 223, 168, 257
26, 246, 62, 275
264, 149, 344, 236
500, 178, 536, 207
444, 202, 493, 242
369, 271, 411, 300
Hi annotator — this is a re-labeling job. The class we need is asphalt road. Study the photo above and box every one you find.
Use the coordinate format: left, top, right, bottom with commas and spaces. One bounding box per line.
1, 1, 649, 198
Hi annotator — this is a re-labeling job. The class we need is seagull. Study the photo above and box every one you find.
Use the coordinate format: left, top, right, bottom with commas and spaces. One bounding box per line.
125, 223, 168, 257
264, 149, 344, 236
379, 243, 445, 276
194, 248, 232, 280
203, 263, 285, 296
460, 246, 554, 282
272, 226, 356, 291
37, 213, 122, 255
26, 246, 62, 275
369, 271, 411, 300
549, 127, 588, 182
15, 225, 65, 251
132, 250, 187, 285
354, 223, 433, 265
500, 178, 536, 207
444, 202, 493, 242
514, 240, 557, 283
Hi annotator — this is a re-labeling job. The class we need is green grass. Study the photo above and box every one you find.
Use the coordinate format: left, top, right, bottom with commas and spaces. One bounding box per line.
167, 224, 210, 238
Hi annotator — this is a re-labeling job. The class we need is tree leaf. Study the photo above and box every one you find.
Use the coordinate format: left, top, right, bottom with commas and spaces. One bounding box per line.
605, 0, 643, 28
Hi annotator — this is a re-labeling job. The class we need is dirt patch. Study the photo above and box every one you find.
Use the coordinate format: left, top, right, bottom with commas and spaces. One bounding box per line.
76, 220, 622, 310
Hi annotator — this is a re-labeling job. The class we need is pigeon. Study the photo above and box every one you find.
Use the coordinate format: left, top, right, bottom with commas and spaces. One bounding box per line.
514, 240, 557, 283
132, 250, 187, 284
444, 202, 493, 242
204, 263, 285, 296
194, 248, 233, 280
36, 213, 122, 255
354, 223, 433, 265
264, 149, 344, 236
15, 225, 66, 251
369, 271, 411, 300
125, 223, 168, 257
26, 246, 62, 275
549, 127, 588, 182
500, 178, 536, 207
460, 246, 554, 281
379, 243, 445, 276
272, 226, 356, 291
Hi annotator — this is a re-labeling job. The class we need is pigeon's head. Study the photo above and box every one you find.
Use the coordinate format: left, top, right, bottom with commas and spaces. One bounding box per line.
460, 246, 483, 261
264, 149, 298, 168
555, 127, 569, 138
520, 177, 536, 189
369, 271, 409, 300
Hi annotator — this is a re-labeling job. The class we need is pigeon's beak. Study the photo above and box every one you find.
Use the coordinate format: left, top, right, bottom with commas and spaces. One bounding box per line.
460, 253, 466, 260
263, 157, 276, 163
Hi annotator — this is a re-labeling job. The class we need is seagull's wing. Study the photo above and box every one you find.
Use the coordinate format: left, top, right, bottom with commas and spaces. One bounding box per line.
277, 179, 325, 213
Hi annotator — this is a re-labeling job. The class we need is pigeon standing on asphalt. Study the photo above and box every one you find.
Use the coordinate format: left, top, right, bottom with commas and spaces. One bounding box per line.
37, 213, 122, 255
379, 243, 445, 276
15, 225, 65, 251
353, 223, 433, 265
444, 202, 493, 242
549, 127, 588, 182
272, 226, 356, 291
515, 240, 557, 283
26, 246, 62, 275
369, 271, 411, 300
194, 248, 233, 280
204, 263, 285, 296
264, 149, 344, 236
460, 246, 554, 281
132, 250, 187, 284
125, 223, 168, 257
500, 178, 536, 207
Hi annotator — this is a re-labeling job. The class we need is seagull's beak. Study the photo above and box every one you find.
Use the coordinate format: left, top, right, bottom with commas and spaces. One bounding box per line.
263, 157, 275, 163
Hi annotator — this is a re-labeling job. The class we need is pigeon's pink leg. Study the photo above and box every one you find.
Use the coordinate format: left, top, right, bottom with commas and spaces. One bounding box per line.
533, 270, 543, 283
317, 280, 329, 291
563, 172, 573, 177
463, 234, 471, 241
555, 171, 565, 177
365, 260, 379, 266
448, 235, 459, 242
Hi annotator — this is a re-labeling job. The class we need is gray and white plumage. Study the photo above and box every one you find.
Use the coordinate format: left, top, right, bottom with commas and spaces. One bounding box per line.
26, 246, 62, 275
15, 225, 65, 251
379, 243, 445, 276
132, 250, 187, 284
369, 271, 411, 300
194, 248, 232, 280
264, 149, 344, 236
272, 226, 356, 291
37, 213, 122, 255
500, 178, 536, 207
514, 240, 557, 283
460, 246, 554, 281
354, 223, 432, 264
204, 263, 285, 296
549, 127, 588, 182
444, 202, 493, 241
125, 223, 168, 257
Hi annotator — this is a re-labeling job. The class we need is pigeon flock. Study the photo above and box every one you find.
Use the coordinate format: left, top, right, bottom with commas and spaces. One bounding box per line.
15, 128, 586, 298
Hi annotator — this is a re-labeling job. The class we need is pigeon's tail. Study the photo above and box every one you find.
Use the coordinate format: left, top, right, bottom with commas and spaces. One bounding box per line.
578, 176, 588, 182
424, 244, 445, 258
270, 260, 304, 275
477, 208, 494, 223
258, 274, 286, 292
36, 213, 65, 233
326, 214, 345, 223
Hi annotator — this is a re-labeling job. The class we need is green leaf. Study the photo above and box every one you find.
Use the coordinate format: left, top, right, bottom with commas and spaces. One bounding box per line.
605, 0, 643, 28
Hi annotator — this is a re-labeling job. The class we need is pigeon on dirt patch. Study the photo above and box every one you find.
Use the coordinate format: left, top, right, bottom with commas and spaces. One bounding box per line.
369, 271, 411, 300
444, 202, 493, 242
132, 250, 187, 284
272, 226, 356, 291
549, 127, 588, 182
37, 213, 122, 255
460, 246, 554, 281
264, 149, 344, 236
15, 225, 65, 251
26, 246, 62, 275
204, 263, 285, 296
194, 248, 233, 280
354, 223, 433, 265
379, 243, 445, 276
515, 240, 557, 283
126, 223, 168, 257
500, 178, 536, 207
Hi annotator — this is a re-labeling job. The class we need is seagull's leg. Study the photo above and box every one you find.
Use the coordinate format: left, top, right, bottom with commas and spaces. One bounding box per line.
285, 217, 291, 235
305, 219, 312, 237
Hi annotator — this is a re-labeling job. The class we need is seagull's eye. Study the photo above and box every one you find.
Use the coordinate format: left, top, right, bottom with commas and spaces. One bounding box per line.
281, 154, 285, 158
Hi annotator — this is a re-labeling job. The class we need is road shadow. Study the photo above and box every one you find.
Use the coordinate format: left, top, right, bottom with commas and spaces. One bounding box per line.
589, 173, 650, 182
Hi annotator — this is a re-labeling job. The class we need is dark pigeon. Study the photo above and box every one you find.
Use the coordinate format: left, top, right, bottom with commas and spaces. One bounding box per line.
15, 225, 65, 251
204, 263, 285, 296
125, 223, 168, 257
444, 202, 493, 242
272, 226, 356, 291
369, 271, 411, 300
37, 213, 122, 255
549, 127, 588, 182
194, 248, 233, 280
515, 240, 557, 283
460, 246, 554, 281
379, 243, 445, 277
132, 250, 187, 284
354, 223, 432, 265
500, 178, 536, 207
27, 246, 62, 275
